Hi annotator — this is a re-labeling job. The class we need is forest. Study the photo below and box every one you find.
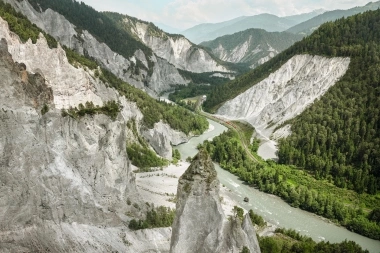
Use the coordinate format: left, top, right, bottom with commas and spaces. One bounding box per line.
203, 10, 380, 196
199, 130, 380, 240
277, 10, 380, 195
259, 228, 369, 253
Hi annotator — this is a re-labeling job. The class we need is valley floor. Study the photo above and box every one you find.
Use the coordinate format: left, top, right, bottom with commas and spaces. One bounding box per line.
135, 161, 277, 236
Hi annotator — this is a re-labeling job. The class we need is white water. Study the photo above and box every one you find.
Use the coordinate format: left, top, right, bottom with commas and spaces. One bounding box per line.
176, 119, 380, 253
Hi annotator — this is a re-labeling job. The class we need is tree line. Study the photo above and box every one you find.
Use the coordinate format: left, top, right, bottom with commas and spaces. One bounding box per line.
199, 130, 380, 240
203, 9, 380, 195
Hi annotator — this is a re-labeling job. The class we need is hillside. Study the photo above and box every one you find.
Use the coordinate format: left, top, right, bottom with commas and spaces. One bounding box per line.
287, 1, 380, 35
104, 12, 234, 74
182, 11, 322, 44
200, 28, 303, 69
5, 0, 235, 96
206, 9, 380, 195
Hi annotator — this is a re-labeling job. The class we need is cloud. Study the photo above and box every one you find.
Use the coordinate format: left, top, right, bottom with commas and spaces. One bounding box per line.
81, 0, 373, 30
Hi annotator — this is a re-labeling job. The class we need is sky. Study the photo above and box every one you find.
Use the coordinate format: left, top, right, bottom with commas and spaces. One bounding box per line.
80, 0, 373, 31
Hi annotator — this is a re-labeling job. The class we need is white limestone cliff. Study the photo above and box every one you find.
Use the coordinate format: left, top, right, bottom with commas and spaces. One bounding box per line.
211, 41, 279, 69
217, 54, 350, 159
5, 0, 188, 95
0, 16, 187, 252
129, 20, 231, 73
142, 121, 188, 159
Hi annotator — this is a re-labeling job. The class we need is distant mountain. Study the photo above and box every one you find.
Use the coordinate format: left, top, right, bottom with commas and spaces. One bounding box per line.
105, 12, 237, 74
182, 10, 323, 44
200, 28, 303, 69
287, 1, 380, 35
285, 9, 325, 23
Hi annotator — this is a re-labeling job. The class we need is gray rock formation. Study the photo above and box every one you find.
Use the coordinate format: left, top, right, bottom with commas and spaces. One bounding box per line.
216, 54, 350, 159
0, 16, 179, 252
200, 29, 302, 69
129, 19, 230, 73
170, 150, 260, 253
142, 121, 188, 159
5, 0, 188, 95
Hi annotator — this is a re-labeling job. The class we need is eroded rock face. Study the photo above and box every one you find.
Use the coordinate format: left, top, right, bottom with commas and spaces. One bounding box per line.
0, 18, 177, 252
217, 54, 350, 153
170, 150, 260, 253
131, 20, 230, 73
142, 121, 188, 159
5, 0, 188, 95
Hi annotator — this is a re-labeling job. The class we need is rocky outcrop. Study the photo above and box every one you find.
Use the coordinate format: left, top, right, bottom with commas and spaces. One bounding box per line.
142, 121, 188, 159
0, 17, 177, 252
129, 20, 231, 73
5, 0, 188, 95
217, 55, 350, 133
170, 150, 260, 253
216, 54, 350, 159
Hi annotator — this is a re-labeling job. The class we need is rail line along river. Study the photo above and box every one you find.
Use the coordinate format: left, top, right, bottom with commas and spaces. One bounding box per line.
176, 118, 380, 253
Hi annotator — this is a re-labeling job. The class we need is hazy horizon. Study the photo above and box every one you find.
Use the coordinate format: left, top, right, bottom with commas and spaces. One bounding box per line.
80, 0, 373, 30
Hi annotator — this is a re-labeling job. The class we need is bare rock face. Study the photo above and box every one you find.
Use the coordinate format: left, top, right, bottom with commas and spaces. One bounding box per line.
5, 0, 188, 95
142, 121, 188, 159
130, 20, 230, 73
0, 19, 174, 252
170, 150, 260, 253
216, 54, 350, 159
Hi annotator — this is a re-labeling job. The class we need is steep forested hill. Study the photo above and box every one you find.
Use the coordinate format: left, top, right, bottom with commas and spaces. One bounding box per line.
205, 9, 380, 194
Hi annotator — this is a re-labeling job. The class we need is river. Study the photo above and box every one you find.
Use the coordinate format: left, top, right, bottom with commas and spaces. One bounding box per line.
176, 118, 380, 253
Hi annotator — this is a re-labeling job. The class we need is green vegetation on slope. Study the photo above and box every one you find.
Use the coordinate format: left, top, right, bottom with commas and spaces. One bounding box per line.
245, 209, 368, 253
0, 2, 57, 48
277, 10, 380, 195
127, 143, 168, 169
205, 9, 380, 196
61, 101, 121, 120
128, 206, 175, 230
259, 228, 369, 253
125, 119, 169, 170
199, 130, 380, 240
98, 68, 209, 135
0, 2, 208, 136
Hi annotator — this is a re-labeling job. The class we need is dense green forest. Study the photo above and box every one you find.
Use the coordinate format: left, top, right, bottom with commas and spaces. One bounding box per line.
204, 10, 380, 195
259, 228, 369, 253
245, 209, 368, 253
199, 130, 380, 239
277, 10, 380, 195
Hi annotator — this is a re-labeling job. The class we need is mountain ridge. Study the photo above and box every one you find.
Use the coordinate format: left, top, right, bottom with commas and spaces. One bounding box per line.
287, 0, 380, 35
182, 10, 323, 44
200, 28, 303, 69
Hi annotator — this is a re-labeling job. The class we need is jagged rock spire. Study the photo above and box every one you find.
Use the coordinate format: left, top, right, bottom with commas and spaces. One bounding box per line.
170, 150, 261, 253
